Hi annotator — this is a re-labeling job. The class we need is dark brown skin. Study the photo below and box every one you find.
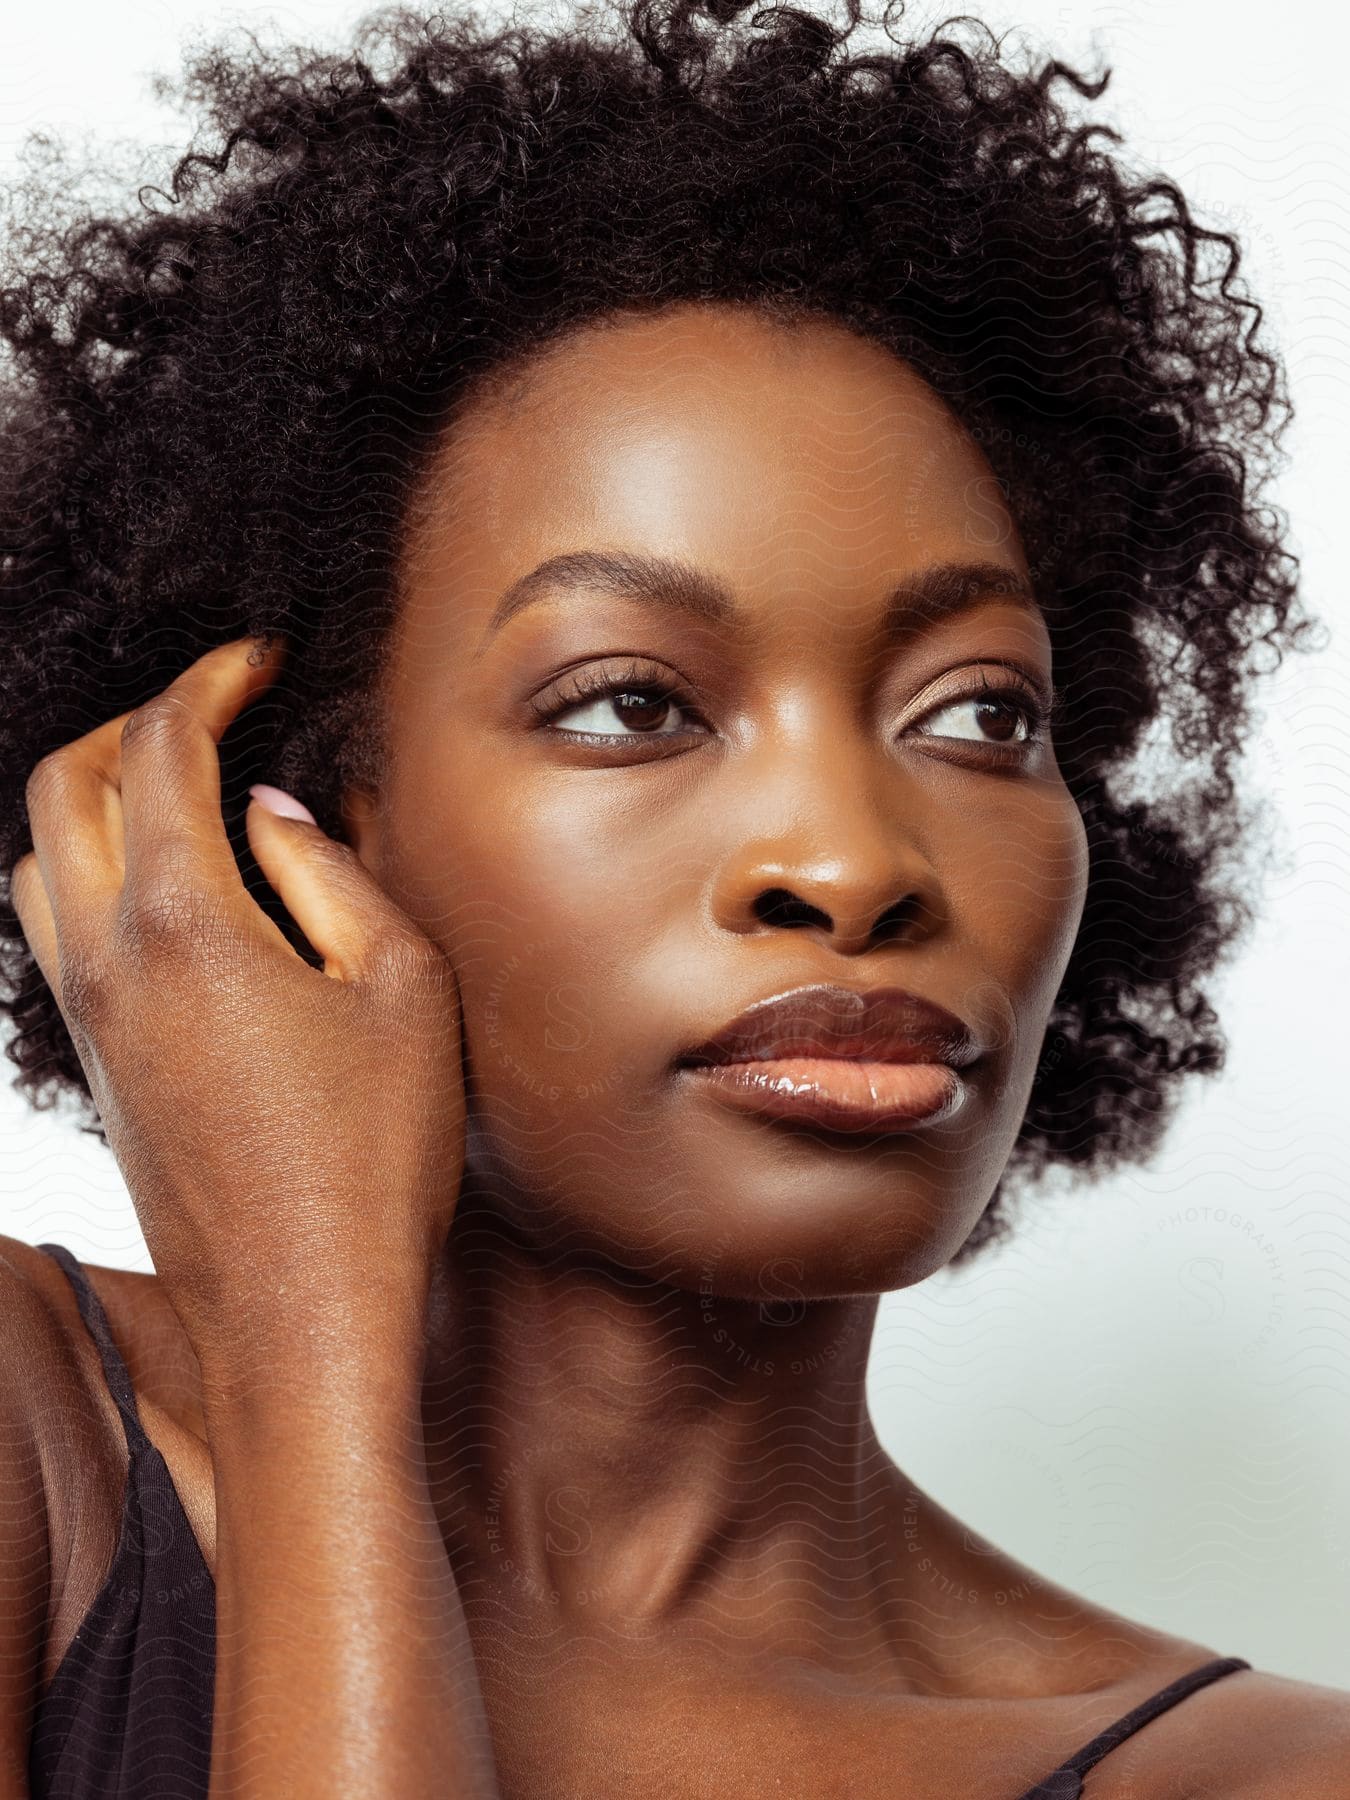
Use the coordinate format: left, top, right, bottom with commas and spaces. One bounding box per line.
6, 300, 1348, 1797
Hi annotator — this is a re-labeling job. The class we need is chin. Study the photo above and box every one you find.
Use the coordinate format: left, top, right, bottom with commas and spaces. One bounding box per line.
460, 1094, 999, 1296
639, 1186, 987, 1304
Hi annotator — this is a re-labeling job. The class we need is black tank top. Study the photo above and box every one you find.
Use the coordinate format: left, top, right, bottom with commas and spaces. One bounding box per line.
27, 1242, 1254, 1798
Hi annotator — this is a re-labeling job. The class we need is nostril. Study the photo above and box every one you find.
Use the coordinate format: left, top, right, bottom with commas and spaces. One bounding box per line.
872, 898, 922, 944
753, 887, 829, 930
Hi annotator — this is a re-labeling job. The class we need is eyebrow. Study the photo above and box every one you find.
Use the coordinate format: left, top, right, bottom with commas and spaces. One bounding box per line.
479, 549, 1042, 651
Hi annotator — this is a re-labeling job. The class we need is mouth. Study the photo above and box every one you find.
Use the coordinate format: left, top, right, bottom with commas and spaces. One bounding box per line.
674, 983, 981, 1133
676, 1056, 967, 1131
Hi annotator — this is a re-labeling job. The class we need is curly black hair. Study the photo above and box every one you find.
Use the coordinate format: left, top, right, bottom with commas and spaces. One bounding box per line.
0, 0, 1321, 1265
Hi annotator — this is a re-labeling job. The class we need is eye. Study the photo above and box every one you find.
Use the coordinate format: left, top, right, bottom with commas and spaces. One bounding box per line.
906, 670, 1052, 761
530, 658, 710, 740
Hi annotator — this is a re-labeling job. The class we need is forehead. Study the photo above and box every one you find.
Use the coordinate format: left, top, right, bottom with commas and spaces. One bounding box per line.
397, 302, 1027, 645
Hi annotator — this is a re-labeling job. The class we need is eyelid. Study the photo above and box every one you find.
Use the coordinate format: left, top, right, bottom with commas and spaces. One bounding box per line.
527, 655, 708, 729
904, 660, 1056, 726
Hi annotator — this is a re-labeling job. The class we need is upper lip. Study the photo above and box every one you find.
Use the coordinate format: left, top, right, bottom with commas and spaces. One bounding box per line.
676, 983, 982, 1070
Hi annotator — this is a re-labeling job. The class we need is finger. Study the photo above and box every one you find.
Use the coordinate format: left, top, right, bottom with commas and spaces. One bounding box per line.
245, 787, 432, 984
10, 851, 64, 1009
24, 726, 129, 941
26, 635, 281, 954
118, 635, 286, 901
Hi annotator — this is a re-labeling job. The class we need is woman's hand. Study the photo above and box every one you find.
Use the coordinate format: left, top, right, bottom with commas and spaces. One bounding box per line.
10, 634, 465, 1379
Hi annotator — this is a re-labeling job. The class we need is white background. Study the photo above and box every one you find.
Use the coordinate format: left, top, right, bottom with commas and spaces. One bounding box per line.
2, 0, 1347, 1685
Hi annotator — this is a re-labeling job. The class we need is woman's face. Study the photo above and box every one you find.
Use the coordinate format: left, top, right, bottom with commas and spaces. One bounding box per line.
346, 300, 1089, 1299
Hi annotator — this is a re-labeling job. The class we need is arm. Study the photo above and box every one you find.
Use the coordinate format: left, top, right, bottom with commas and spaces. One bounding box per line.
202, 1311, 497, 1800
9, 636, 485, 1797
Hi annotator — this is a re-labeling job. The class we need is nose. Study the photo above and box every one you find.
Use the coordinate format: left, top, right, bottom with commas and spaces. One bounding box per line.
707, 806, 946, 957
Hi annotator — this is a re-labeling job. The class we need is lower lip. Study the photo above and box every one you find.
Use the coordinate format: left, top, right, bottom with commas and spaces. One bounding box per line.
677, 1058, 968, 1132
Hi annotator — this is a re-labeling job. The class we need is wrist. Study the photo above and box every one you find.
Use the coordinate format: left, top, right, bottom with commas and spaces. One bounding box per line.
194, 1292, 432, 1425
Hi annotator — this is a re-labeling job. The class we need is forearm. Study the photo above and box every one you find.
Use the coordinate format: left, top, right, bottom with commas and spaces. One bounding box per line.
200, 1317, 497, 1800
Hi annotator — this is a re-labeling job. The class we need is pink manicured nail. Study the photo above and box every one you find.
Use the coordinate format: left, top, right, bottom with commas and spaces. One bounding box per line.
248, 783, 316, 825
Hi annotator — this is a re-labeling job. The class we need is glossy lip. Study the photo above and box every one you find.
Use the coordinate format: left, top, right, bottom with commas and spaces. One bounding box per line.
674, 982, 982, 1071
673, 983, 982, 1133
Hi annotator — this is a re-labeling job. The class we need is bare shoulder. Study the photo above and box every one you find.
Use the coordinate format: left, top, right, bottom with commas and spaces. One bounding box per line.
0, 1236, 65, 1771
1108, 1658, 1350, 1799
0, 1233, 206, 1536
12, 1235, 203, 1430
0, 1233, 92, 1415
0, 1232, 120, 1725
0, 1234, 220, 1678
1053, 1588, 1350, 1798
906, 1520, 1350, 1800
1217, 1668, 1350, 1797
0, 1232, 132, 1514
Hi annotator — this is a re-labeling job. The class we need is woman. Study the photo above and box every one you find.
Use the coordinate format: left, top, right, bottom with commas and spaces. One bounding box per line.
0, 1, 1343, 1794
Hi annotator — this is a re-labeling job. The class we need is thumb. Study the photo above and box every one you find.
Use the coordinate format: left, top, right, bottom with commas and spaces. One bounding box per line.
244, 783, 421, 982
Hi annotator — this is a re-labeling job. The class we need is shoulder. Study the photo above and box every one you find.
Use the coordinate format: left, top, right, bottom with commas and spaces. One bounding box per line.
0, 1234, 89, 1419
0, 1236, 218, 1678
1110, 1658, 1350, 1798
954, 1561, 1350, 1799
1080, 1602, 1350, 1798
13, 1237, 202, 1432
0, 1235, 200, 1556
1218, 1669, 1350, 1797
0, 1235, 90, 1758
0, 1233, 132, 1527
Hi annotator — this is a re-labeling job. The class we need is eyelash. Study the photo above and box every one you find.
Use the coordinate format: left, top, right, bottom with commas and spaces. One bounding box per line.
528, 658, 1061, 763
528, 659, 703, 733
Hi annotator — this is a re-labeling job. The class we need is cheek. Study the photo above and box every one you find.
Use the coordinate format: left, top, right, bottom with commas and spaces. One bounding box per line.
956, 793, 1088, 1059
445, 802, 664, 1122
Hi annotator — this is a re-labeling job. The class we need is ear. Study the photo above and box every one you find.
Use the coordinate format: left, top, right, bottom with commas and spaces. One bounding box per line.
340, 781, 383, 869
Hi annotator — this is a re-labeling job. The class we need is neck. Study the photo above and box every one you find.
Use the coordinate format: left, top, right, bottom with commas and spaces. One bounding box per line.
420, 1170, 910, 1671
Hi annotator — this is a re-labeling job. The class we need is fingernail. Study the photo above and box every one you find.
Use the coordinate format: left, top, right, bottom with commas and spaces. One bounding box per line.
248, 783, 316, 824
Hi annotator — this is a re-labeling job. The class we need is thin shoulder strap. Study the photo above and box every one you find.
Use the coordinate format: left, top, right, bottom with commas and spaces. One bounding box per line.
1016, 1656, 1254, 1799
36, 1242, 153, 1460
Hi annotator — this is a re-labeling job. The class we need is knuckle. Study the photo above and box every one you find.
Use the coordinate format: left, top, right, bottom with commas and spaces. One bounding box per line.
57, 945, 112, 1029
118, 875, 205, 958
375, 945, 455, 1027
365, 927, 439, 987
119, 872, 242, 973
120, 694, 195, 753
9, 853, 49, 938
25, 747, 77, 813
